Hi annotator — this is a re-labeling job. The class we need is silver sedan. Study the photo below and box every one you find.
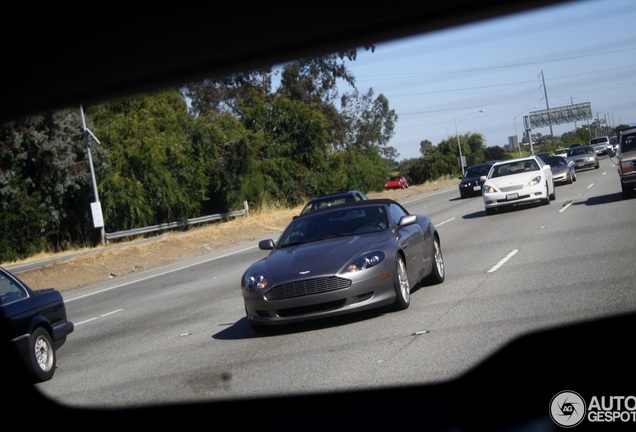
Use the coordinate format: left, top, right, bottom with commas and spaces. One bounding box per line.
241, 199, 445, 330
540, 155, 577, 185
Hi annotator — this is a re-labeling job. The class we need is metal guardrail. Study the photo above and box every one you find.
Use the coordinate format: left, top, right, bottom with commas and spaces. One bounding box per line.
105, 201, 249, 241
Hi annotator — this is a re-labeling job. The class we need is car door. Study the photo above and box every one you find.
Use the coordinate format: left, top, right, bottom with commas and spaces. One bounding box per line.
388, 203, 427, 284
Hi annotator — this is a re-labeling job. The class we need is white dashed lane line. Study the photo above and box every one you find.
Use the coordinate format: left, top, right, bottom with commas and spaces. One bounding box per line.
487, 249, 518, 273
74, 309, 124, 326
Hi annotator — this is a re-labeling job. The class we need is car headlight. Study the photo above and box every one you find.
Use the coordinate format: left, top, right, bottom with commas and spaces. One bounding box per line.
346, 251, 385, 272
526, 175, 542, 187
482, 184, 497, 194
243, 273, 268, 290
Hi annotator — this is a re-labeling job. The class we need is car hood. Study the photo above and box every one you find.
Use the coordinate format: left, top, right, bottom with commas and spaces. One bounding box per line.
264, 234, 389, 283
485, 171, 542, 189
550, 165, 569, 173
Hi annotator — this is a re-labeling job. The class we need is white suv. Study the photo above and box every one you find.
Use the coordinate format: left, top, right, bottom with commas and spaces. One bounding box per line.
589, 136, 613, 156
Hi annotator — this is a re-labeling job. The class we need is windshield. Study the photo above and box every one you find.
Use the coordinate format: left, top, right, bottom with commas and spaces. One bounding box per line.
590, 137, 609, 145
543, 157, 567, 166
465, 165, 491, 177
567, 146, 595, 156
490, 160, 538, 177
279, 205, 388, 246
621, 133, 636, 153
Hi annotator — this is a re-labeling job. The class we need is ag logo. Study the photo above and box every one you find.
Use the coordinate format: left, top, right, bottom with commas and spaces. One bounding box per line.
550, 390, 586, 427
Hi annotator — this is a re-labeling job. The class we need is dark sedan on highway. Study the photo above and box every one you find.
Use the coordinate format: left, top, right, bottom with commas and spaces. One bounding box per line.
241, 199, 445, 330
458, 162, 496, 198
0, 266, 74, 382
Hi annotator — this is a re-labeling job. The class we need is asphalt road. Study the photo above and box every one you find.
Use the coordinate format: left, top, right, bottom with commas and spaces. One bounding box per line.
36, 156, 636, 409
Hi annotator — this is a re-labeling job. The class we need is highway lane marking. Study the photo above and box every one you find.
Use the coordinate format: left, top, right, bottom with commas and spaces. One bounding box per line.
65, 246, 257, 302
402, 187, 456, 205
559, 200, 573, 213
74, 308, 124, 326
436, 217, 455, 226
487, 249, 518, 273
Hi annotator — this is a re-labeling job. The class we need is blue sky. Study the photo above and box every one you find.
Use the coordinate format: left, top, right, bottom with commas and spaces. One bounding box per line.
340, 0, 636, 161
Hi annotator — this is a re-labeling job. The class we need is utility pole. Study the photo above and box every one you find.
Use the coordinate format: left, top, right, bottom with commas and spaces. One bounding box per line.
80, 105, 105, 244
539, 70, 553, 137
524, 115, 534, 155
454, 109, 485, 176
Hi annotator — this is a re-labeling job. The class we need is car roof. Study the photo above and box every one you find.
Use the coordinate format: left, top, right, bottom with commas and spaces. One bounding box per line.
4, 3, 564, 125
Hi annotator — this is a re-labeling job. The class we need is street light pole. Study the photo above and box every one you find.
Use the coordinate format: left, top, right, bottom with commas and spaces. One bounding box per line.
455, 109, 485, 177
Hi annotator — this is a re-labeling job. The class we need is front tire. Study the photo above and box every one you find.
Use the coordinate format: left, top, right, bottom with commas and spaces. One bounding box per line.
424, 236, 445, 285
542, 182, 551, 205
25, 327, 56, 383
390, 254, 410, 311
549, 181, 556, 200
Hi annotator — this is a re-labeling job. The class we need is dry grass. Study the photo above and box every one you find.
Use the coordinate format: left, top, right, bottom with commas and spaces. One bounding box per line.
11, 177, 458, 292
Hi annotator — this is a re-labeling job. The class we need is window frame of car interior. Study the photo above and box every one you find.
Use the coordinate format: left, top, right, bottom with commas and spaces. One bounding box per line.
3, 1, 633, 431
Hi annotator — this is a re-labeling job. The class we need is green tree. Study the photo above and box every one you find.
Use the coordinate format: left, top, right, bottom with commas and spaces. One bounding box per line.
419, 140, 433, 156
341, 90, 397, 155
484, 145, 506, 161
405, 146, 455, 184
87, 90, 204, 231
0, 109, 104, 260
181, 69, 274, 118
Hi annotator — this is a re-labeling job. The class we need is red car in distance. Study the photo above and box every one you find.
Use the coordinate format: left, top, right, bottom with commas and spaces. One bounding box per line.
385, 176, 409, 190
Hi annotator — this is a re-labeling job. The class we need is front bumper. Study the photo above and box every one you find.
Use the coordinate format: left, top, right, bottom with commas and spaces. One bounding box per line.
459, 182, 482, 197
483, 184, 547, 209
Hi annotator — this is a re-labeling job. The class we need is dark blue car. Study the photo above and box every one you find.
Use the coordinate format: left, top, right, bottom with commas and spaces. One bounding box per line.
458, 162, 496, 198
0, 266, 74, 382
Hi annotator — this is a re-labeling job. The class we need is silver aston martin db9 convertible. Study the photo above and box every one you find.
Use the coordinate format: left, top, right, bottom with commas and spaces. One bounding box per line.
241, 198, 445, 330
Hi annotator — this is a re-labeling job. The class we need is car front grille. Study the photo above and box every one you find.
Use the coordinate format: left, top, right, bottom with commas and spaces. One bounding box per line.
499, 185, 523, 192
265, 276, 351, 300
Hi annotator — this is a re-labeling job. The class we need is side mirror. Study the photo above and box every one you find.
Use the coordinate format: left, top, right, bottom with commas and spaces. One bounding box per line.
258, 239, 275, 250
398, 214, 417, 227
